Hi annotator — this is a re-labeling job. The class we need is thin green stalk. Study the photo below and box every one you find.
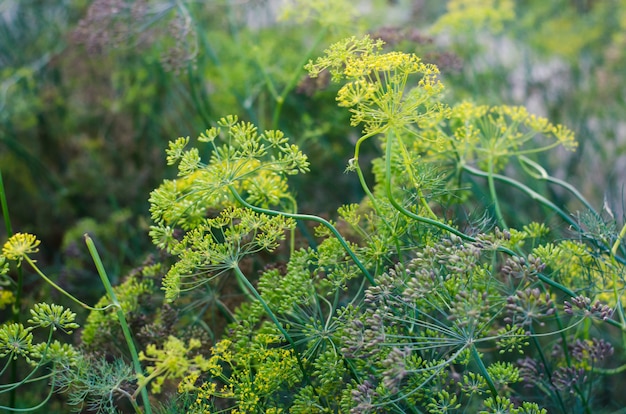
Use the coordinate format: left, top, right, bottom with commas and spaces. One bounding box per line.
353, 160, 403, 261
0, 169, 19, 409
529, 330, 568, 413
0, 170, 12, 237
462, 164, 626, 265
0, 329, 53, 395
383, 141, 588, 319
270, 28, 328, 129
486, 155, 507, 229
232, 265, 314, 390
352, 130, 404, 258
470, 345, 497, 398
285, 194, 299, 255
518, 155, 599, 218
383, 131, 474, 242
85, 235, 152, 414
232, 265, 295, 346
228, 185, 375, 285
611, 222, 626, 258
462, 164, 579, 229
610, 224, 626, 330
23, 256, 111, 312
394, 132, 437, 220
593, 363, 626, 375
0, 374, 56, 412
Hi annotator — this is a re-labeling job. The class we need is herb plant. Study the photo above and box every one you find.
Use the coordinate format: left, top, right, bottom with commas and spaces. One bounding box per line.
1, 6, 626, 413
141, 35, 626, 413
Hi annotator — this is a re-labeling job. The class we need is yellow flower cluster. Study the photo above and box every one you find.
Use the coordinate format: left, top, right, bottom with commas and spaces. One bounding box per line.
533, 240, 625, 308
139, 336, 212, 394
0, 289, 14, 310
437, 101, 578, 171
2, 233, 40, 263
185, 334, 301, 413
307, 35, 447, 140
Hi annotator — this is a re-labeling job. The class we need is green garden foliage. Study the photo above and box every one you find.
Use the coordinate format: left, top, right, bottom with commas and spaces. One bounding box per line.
2, 0, 626, 413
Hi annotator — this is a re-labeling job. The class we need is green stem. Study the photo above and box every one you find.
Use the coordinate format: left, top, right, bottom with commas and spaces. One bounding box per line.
470, 345, 497, 398
462, 164, 579, 229
24, 256, 109, 312
0, 329, 54, 394
228, 185, 375, 285
383, 146, 589, 316
518, 155, 599, 218
85, 235, 152, 414
0, 169, 19, 410
352, 130, 404, 257
0, 170, 12, 236
387, 143, 607, 325
610, 224, 626, 330
394, 132, 437, 220
270, 27, 328, 129
529, 329, 568, 413
0, 374, 56, 412
487, 155, 507, 229
353, 161, 403, 261
285, 194, 299, 255
383, 131, 473, 242
611, 222, 626, 258
463, 164, 626, 265
232, 265, 313, 387
594, 363, 626, 375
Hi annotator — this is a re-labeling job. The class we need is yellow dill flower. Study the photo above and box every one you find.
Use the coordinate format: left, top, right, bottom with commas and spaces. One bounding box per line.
337, 79, 378, 108
0, 289, 14, 310
2, 233, 40, 263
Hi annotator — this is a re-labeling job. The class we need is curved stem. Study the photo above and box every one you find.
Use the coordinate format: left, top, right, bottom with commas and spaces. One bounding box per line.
594, 363, 626, 375
0, 169, 19, 409
518, 155, 599, 218
610, 224, 626, 330
527, 324, 568, 413
487, 155, 507, 229
382, 140, 587, 316
232, 265, 314, 390
383, 131, 474, 242
0, 329, 54, 394
0, 170, 12, 236
271, 27, 328, 129
462, 164, 626, 266
228, 185, 375, 285
470, 345, 497, 398
353, 160, 404, 261
394, 132, 437, 220
24, 256, 112, 312
85, 235, 152, 414
462, 164, 579, 229
611, 222, 626, 258
0, 373, 56, 412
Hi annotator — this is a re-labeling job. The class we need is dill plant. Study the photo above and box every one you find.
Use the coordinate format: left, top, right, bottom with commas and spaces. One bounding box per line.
147, 35, 626, 414
0, 179, 154, 413
1, 23, 625, 413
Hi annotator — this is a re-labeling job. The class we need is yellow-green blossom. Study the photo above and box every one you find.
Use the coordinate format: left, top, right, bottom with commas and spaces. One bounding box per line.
2, 233, 40, 263
0, 289, 14, 310
28, 303, 80, 334
139, 336, 211, 394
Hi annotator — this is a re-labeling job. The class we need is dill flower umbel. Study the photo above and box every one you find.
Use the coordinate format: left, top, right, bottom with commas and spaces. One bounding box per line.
2, 232, 40, 263
28, 303, 80, 334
